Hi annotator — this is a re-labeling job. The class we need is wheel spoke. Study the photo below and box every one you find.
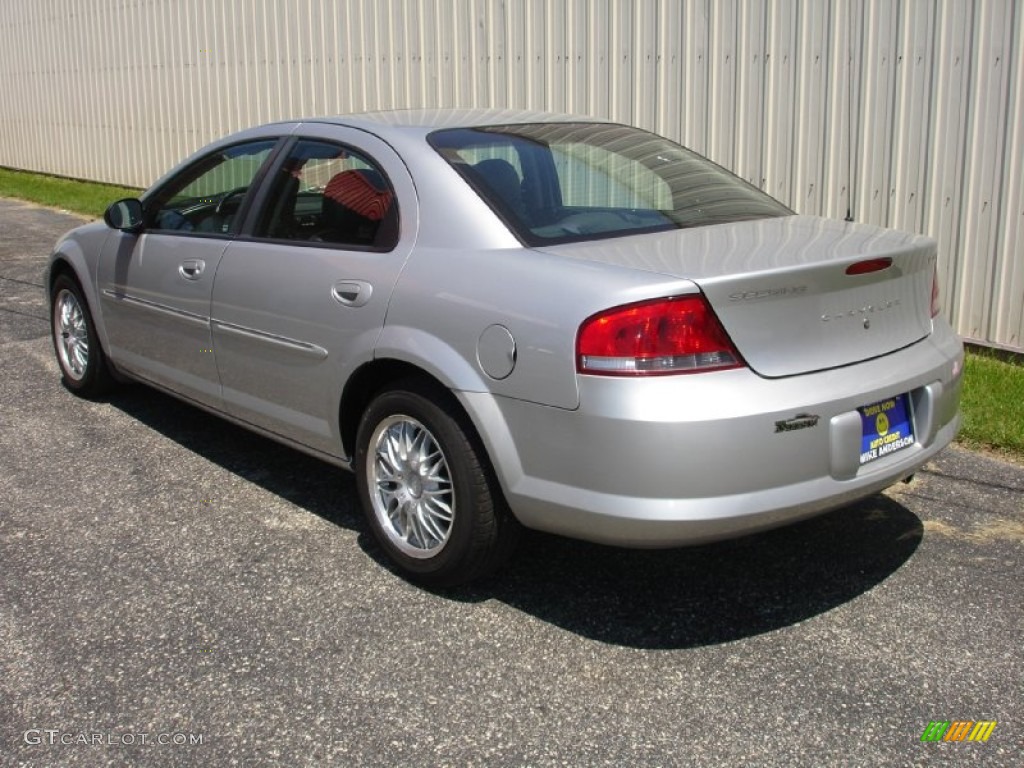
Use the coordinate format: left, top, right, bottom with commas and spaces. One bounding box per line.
407, 507, 429, 548
422, 491, 453, 521
416, 500, 449, 544
376, 482, 400, 512
381, 429, 403, 472
389, 499, 407, 534
375, 452, 401, 484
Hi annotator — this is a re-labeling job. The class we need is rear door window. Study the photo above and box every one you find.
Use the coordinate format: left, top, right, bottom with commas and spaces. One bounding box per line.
253, 139, 398, 250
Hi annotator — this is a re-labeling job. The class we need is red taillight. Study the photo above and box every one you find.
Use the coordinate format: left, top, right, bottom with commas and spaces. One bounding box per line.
931, 268, 941, 318
576, 296, 744, 375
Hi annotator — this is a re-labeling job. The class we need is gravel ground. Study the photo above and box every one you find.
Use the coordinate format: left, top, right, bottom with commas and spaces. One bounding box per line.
1, 197, 1021, 767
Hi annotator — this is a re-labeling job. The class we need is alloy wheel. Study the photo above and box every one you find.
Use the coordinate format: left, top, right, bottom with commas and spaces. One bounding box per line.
366, 414, 455, 558
54, 288, 89, 381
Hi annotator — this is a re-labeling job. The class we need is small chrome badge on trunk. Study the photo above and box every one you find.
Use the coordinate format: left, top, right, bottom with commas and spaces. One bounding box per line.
774, 413, 820, 433
728, 285, 808, 301
821, 298, 900, 322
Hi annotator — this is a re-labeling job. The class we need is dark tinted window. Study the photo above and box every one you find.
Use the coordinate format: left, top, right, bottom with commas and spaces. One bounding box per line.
429, 123, 791, 245
255, 139, 398, 250
147, 140, 278, 235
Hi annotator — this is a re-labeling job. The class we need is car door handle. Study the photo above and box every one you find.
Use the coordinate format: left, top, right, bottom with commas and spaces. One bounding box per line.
331, 280, 373, 307
179, 259, 206, 280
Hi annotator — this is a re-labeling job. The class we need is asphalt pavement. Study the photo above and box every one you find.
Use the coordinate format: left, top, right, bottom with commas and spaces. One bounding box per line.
1, 197, 1021, 767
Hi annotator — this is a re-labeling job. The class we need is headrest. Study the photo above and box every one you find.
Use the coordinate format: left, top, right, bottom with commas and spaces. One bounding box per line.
324, 169, 393, 221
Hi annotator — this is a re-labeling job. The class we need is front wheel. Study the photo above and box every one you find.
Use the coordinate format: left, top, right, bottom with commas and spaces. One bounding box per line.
50, 274, 113, 397
354, 384, 519, 587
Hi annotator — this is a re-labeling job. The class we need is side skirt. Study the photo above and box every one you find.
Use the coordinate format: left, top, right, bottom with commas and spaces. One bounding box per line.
110, 369, 353, 471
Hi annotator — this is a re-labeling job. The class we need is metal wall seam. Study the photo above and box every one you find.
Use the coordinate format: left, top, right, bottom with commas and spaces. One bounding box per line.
992, 1, 1023, 349
821, 0, 847, 219
857, 0, 898, 227
215, 0, 231, 134
300, 0, 314, 118
794, 0, 828, 216
591, 0, 613, 119
682, 0, 709, 153
764, 0, 797, 205
926, 0, 970, 323
654, 0, 682, 141
709, 0, 738, 171
636, 0, 659, 130
734, 0, 766, 189
566, 0, 586, 116
889, 0, 936, 236
540, 0, 559, 113
610, 0, 632, 122
74, 0, 87, 176
14, 4, 29, 174
959, 0, 1013, 342
378, 0, 397, 111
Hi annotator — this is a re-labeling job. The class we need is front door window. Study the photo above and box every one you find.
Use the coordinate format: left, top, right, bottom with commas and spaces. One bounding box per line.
147, 140, 278, 235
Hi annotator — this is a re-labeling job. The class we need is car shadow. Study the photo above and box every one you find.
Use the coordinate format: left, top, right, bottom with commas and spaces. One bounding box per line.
446, 496, 922, 649
108, 385, 923, 651
106, 385, 365, 531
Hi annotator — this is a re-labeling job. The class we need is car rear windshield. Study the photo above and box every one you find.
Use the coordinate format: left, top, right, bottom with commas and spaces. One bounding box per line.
429, 123, 791, 245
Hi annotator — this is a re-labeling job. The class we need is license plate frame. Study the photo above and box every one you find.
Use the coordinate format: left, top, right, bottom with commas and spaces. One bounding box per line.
858, 393, 915, 465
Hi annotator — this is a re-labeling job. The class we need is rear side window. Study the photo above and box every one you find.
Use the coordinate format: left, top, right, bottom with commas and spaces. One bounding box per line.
429, 123, 791, 245
255, 139, 398, 250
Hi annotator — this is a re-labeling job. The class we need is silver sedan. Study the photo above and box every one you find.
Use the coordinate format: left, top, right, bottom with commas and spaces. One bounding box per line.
48, 109, 963, 585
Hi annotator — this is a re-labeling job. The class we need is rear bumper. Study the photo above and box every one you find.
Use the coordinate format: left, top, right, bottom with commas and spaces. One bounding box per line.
461, 326, 963, 547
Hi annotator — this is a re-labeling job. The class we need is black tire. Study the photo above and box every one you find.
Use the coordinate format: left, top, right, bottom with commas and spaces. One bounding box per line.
50, 273, 114, 398
354, 382, 519, 587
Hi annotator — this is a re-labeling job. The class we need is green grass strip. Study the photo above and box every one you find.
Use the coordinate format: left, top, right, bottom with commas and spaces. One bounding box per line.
958, 350, 1024, 460
0, 167, 141, 218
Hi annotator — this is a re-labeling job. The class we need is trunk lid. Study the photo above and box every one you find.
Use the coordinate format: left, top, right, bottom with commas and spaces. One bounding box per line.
538, 215, 936, 377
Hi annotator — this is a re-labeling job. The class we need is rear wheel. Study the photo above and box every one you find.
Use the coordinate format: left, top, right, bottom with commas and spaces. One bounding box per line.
355, 383, 518, 587
50, 274, 113, 397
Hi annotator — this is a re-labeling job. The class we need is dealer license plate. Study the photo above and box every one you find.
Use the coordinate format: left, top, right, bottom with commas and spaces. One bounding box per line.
858, 394, 915, 465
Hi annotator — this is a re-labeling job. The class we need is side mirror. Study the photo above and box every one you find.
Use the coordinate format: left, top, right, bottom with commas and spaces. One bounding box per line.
104, 198, 145, 232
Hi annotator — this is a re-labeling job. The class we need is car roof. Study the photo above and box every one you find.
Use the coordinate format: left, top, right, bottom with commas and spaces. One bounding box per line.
272, 108, 606, 140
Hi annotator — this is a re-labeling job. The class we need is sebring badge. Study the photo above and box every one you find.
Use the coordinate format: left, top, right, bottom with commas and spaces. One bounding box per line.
774, 413, 821, 433
729, 285, 808, 301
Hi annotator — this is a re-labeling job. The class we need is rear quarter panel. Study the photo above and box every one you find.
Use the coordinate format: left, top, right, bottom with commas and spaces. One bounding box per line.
382, 244, 696, 410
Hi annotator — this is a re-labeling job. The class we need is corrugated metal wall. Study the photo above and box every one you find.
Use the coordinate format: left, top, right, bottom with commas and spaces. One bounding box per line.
0, 0, 1021, 350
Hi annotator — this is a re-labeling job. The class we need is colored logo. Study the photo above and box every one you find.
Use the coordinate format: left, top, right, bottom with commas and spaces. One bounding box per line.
875, 411, 889, 435
920, 720, 997, 742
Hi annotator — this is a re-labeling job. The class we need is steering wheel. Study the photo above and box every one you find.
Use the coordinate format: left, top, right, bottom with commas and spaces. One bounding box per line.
215, 186, 249, 215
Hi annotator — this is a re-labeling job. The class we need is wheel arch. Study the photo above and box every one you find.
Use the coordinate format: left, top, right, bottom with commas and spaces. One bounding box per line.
339, 358, 468, 461
48, 251, 124, 381
47, 255, 78, 288
47, 255, 94, 308
48, 244, 101, 330
344, 359, 523, 584
338, 355, 527, 529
